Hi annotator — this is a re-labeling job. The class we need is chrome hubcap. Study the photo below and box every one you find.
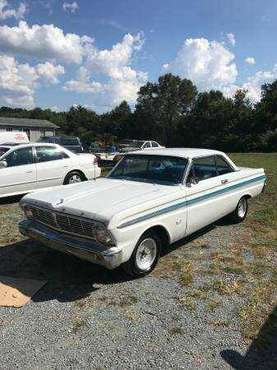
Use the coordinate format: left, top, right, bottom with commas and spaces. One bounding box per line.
238, 198, 247, 218
136, 238, 157, 271
69, 174, 82, 184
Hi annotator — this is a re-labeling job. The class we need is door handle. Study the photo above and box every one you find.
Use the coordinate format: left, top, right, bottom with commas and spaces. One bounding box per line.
64, 165, 69, 168
25, 171, 32, 174
221, 179, 228, 184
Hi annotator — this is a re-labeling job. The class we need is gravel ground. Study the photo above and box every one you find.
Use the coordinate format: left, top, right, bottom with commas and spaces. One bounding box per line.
0, 197, 276, 369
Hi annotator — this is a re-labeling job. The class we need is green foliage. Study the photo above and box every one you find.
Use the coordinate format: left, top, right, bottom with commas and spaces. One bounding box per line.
1, 75, 277, 151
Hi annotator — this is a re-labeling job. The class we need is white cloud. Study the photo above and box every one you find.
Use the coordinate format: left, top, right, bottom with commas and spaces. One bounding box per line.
161, 36, 277, 103
0, 54, 64, 108
0, 0, 26, 20
242, 65, 277, 101
226, 33, 236, 46
86, 33, 143, 78
163, 37, 238, 91
64, 33, 147, 107
245, 57, 256, 65
64, 66, 102, 93
0, 21, 93, 64
63, 1, 79, 13
36, 62, 65, 84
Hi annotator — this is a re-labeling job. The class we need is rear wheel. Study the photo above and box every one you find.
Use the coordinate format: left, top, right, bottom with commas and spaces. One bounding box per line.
64, 171, 85, 185
122, 231, 161, 277
229, 196, 248, 223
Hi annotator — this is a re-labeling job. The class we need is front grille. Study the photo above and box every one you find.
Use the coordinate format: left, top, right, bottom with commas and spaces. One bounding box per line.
30, 206, 97, 240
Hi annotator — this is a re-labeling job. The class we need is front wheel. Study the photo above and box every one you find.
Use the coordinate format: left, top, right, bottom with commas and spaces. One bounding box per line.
229, 197, 248, 223
122, 231, 161, 277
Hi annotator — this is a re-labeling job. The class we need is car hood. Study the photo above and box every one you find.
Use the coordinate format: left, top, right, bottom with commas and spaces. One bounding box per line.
22, 178, 181, 228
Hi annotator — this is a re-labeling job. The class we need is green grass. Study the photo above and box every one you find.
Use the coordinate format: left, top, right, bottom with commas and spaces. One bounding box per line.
229, 153, 277, 341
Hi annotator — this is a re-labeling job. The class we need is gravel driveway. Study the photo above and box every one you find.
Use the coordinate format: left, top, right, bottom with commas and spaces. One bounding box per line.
0, 197, 276, 369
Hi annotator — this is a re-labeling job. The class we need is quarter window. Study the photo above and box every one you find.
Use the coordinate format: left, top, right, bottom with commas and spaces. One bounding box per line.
188, 156, 217, 182
4, 147, 33, 167
215, 155, 233, 175
36, 146, 69, 162
151, 141, 159, 147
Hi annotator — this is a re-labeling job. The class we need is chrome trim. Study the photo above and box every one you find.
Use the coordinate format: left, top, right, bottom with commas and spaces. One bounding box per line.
23, 205, 115, 246
19, 220, 122, 269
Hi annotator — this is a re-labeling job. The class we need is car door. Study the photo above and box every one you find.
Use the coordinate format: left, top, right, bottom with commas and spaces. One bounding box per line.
35, 145, 72, 189
0, 146, 36, 197
214, 154, 238, 215
185, 155, 231, 235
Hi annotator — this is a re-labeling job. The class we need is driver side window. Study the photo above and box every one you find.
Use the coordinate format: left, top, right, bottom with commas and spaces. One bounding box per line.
187, 156, 217, 183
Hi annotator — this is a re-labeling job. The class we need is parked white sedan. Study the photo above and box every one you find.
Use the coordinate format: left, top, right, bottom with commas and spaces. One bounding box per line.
0, 143, 101, 198
19, 148, 266, 277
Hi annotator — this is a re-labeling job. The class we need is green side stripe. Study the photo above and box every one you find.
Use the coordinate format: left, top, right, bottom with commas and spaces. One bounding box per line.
117, 175, 266, 229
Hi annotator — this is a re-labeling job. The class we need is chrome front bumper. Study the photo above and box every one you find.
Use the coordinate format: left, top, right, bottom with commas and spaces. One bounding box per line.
19, 220, 122, 269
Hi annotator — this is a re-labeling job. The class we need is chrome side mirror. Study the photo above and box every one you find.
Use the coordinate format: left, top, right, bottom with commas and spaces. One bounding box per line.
0, 160, 7, 169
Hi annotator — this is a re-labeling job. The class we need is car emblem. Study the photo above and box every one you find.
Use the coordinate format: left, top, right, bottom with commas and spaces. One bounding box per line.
55, 198, 64, 206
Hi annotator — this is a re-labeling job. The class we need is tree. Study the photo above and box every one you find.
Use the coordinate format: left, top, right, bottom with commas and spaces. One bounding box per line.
101, 101, 132, 140
135, 74, 197, 145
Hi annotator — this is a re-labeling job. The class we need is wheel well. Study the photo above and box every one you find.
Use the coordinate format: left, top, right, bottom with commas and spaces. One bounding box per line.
243, 194, 252, 200
144, 225, 170, 248
63, 170, 87, 184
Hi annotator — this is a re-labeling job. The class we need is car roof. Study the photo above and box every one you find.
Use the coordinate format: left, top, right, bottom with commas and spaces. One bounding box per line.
0, 142, 62, 149
128, 147, 226, 159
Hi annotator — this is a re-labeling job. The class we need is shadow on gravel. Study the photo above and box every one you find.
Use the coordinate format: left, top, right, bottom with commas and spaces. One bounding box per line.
220, 306, 277, 369
0, 215, 233, 304
0, 239, 129, 304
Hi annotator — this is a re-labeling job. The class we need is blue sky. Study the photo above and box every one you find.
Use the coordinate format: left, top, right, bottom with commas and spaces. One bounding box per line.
0, 0, 277, 112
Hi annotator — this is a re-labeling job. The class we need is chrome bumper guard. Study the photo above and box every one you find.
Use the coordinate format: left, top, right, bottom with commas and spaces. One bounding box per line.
19, 220, 122, 269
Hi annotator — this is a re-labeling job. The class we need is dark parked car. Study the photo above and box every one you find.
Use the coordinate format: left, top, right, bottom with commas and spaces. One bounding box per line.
38, 136, 84, 153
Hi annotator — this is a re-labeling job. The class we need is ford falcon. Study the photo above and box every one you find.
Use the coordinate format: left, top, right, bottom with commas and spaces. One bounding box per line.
19, 148, 266, 277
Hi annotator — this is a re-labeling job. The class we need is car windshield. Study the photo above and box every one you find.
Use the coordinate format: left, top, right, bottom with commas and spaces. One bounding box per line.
108, 155, 188, 185
0, 147, 10, 157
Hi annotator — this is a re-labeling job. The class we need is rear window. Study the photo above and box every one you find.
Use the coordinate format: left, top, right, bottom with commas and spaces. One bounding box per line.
60, 137, 79, 146
0, 147, 10, 157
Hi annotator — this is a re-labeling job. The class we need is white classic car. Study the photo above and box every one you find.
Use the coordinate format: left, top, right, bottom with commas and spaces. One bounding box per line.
118, 140, 164, 153
19, 148, 266, 277
0, 143, 101, 199
95, 140, 164, 162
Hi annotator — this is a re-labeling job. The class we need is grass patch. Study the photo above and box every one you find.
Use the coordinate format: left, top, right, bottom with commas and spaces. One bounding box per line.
206, 299, 221, 312
179, 261, 194, 286
98, 294, 138, 307
238, 281, 276, 341
169, 326, 185, 336
211, 279, 245, 295
177, 296, 196, 311
72, 317, 88, 334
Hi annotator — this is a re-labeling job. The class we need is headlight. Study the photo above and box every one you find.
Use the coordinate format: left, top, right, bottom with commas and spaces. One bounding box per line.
24, 206, 33, 219
95, 224, 114, 246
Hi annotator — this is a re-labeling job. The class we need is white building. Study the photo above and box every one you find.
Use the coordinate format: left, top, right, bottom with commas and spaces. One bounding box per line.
0, 117, 59, 142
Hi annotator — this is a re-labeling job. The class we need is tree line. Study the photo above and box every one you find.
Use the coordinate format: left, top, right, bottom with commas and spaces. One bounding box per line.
1, 73, 276, 152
